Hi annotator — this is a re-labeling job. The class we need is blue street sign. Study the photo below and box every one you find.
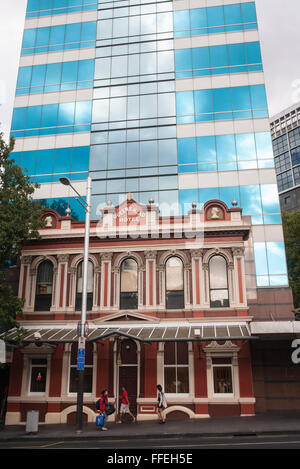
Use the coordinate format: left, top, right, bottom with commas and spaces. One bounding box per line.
77, 348, 85, 370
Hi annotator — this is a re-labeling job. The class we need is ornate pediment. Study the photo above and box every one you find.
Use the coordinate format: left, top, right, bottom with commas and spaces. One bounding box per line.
95, 311, 159, 323
203, 340, 240, 353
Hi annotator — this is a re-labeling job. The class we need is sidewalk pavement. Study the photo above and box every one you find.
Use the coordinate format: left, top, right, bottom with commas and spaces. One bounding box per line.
1, 411, 300, 442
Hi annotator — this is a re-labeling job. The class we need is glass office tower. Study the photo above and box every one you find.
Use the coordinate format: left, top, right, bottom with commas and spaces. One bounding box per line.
270, 102, 300, 211
10, 0, 288, 288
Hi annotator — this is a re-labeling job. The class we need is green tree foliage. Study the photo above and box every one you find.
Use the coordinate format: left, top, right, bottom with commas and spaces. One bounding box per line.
281, 210, 300, 314
0, 133, 44, 334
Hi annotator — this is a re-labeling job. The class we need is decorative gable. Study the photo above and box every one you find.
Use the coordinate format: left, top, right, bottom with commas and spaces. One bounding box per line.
96, 311, 159, 323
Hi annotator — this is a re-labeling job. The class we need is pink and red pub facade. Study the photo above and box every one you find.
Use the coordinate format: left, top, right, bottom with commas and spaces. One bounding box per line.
4, 195, 298, 425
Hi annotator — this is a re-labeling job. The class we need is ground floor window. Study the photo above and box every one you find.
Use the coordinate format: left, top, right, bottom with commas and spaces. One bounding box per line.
29, 358, 47, 393
164, 341, 189, 393
212, 357, 233, 395
69, 342, 93, 394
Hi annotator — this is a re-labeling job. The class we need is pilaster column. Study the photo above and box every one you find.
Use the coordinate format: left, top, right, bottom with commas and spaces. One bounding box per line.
94, 266, 101, 310
184, 262, 192, 307
202, 262, 210, 307
157, 263, 165, 308
190, 249, 203, 307
100, 253, 113, 309
157, 342, 164, 386
19, 256, 32, 309
144, 250, 157, 307
112, 266, 120, 309
139, 266, 145, 308
228, 261, 235, 306
232, 247, 247, 307
68, 266, 77, 310
57, 254, 69, 310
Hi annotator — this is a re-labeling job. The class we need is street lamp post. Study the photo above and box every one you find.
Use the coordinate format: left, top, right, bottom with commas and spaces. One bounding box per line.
60, 176, 92, 433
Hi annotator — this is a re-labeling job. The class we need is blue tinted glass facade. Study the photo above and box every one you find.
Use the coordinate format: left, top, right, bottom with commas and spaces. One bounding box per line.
11, 101, 92, 137
40, 196, 87, 220
179, 184, 281, 226
177, 132, 274, 172
176, 85, 268, 123
16, 59, 94, 95
175, 41, 262, 78
26, 0, 97, 18
10, 146, 90, 183
173, 2, 257, 37
21, 21, 97, 55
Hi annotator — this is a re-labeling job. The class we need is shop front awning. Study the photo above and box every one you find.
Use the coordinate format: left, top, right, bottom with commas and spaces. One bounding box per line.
2, 321, 255, 345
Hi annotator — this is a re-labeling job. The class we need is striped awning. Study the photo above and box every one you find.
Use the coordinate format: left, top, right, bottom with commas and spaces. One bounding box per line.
2, 322, 254, 344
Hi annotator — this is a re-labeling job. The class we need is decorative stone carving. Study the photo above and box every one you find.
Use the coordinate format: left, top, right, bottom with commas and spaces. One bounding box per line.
190, 249, 203, 258
232, 247, 245, 257
101, 252, 113, 261
57, 254, 70, 263
203, 340, 240, 353
206, 206, 225, 220
211, 207, 221, 219
144, 250, 157, 259
44, 216, 53, 227
21, 256, 33, 265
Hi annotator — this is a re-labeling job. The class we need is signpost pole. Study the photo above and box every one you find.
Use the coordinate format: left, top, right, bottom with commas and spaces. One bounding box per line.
76, 176, 91, 434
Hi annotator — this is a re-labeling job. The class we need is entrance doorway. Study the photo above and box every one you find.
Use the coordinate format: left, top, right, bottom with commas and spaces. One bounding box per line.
117, 339, 138, 416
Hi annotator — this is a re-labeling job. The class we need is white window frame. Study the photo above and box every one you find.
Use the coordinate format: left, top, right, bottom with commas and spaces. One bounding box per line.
28, 357, 49, 396
163, 342, 190, 396
211, 361, 234, 398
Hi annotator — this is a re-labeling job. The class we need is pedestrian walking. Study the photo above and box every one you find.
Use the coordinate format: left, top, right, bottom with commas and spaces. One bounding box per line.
157, 384, 167, 424
117, 385, 136, 423
97, 389, 109, 431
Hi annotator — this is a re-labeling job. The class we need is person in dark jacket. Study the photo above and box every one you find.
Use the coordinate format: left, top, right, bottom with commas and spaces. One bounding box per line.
97, 389, 109, 431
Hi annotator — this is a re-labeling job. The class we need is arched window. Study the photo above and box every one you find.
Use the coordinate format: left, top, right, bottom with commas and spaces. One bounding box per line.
209, 255, 229, 308
75, 260, 94, 311
35, 260, 54, 311
165, 257, 184, 309
120, 258, 138, 310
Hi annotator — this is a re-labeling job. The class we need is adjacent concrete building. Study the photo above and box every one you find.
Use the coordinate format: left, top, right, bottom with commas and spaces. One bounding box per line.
270, 102, 300, 212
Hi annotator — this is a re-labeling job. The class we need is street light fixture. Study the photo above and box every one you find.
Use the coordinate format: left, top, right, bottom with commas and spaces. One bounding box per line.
59, 176, 92, 434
